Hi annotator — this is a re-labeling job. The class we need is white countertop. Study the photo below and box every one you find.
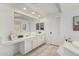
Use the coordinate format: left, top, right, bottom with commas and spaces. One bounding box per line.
1, 34, 42, 45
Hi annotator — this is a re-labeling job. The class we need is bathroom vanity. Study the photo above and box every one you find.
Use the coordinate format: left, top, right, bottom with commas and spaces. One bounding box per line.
1, 32, 45, 55
19, 34, 45, 55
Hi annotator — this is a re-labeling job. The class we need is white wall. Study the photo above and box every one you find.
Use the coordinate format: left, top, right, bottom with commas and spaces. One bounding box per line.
29, 19, 39, 32
39, 14, 62, 45
60, 8, 79, 41
0, 4, 17, 56
29, 13, 62, 45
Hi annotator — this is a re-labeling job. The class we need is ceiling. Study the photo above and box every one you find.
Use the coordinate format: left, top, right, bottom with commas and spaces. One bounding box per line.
59, 3, 79, 12
25, 3, 60, 16
14, 12, 36, 20
10, 3, 79, 19
10, 3, 60, 19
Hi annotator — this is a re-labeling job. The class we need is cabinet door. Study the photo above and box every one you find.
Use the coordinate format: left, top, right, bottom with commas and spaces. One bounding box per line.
32, 37, 38, 49
24, 39, 32, 53
19, 41, 25, 54
41, 35, 45, 43
37, 35, 42, 46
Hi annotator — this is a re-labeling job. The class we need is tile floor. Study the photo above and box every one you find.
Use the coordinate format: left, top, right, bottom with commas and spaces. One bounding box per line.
16, 43, 59, 56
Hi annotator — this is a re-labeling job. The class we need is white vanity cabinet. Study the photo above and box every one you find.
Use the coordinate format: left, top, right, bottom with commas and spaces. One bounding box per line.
19, 33, 45, 55
24, 39, 32, 54
37, 35, 42, 46
37, 34, 45, 46
32, 37, 38, 49
19, 38, 32, 55
41, 34, 45, 43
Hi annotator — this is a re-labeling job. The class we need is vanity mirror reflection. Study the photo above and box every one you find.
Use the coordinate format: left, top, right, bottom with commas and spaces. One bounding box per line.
14, 12, 28, 33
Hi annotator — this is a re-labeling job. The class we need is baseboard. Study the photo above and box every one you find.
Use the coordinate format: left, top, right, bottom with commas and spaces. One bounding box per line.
46, 42, 59, 47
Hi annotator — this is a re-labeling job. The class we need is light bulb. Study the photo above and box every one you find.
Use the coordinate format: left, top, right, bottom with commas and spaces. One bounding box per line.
32, 12, 35, 14
23, 8, 27, 10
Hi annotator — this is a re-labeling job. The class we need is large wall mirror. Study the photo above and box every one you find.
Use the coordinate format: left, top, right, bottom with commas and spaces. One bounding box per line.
14, 10, 40, 33
14, 21, 21, 33
14, 11, 29, 33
